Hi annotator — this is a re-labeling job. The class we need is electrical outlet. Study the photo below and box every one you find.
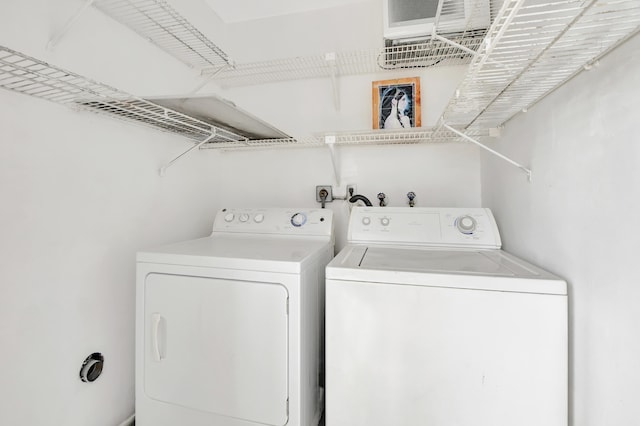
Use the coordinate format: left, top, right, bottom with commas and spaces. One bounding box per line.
315, 185, 333, 203
346, 184, 357, 197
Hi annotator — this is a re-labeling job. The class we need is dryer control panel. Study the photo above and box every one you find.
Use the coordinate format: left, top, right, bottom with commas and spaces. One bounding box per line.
213, 208, 334, 237
348, 207, 501, 249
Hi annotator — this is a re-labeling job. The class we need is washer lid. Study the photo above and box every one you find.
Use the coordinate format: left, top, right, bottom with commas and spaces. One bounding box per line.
137, 234, 331, 273
326, 245, 566, 295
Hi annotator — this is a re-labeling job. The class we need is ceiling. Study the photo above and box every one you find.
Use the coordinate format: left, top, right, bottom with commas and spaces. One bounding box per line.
204, 0, 370, 23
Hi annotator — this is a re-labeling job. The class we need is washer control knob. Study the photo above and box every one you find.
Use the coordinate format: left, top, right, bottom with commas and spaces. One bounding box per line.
380, 217, 390, 226
239, 213, 250, 223
456, 215, 477, 234
224, 213, 235, 222
254, 214, 265, 223
291, 212, 307, 227
362, 217, 371, 225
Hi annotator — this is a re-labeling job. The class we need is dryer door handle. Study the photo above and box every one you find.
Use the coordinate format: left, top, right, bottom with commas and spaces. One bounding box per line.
151, 313, 166, 362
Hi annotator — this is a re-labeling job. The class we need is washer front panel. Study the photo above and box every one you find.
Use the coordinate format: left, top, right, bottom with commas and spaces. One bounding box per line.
325, 278, 568, 426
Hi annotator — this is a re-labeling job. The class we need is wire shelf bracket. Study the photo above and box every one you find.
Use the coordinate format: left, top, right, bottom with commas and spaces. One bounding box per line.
324, 135, 341, 185
326, 52, 340, 111
443, 123, 531, 181
47, 0, 96, 50
159, 131, 218, 177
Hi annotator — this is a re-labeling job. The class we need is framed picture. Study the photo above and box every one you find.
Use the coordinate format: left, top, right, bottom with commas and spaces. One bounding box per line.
372, 77, 421, 130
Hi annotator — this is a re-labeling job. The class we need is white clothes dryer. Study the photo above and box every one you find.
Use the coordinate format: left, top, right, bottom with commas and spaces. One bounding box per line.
325, 207, 567, 426
136, 208, 334, 426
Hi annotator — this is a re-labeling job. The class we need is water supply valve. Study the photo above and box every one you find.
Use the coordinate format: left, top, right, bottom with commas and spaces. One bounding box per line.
377, 193, 387, 207
316, 185, 333, 208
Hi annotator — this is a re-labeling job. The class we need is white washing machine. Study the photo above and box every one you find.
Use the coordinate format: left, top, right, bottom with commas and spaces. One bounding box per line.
325, 207, 567, 426
135, 208, 334, 426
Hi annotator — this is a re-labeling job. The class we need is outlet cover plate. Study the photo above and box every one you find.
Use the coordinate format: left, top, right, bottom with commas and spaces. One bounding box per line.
316, 185, 333, 202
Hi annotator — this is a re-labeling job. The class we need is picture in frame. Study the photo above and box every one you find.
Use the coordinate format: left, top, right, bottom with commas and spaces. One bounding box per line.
372, 77, 421, 130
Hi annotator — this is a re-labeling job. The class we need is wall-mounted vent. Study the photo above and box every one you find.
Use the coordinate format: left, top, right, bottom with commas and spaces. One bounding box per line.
383, 0, 491, 41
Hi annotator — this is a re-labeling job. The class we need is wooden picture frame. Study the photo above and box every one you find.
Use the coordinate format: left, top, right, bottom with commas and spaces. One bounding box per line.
372, 77, 421, 130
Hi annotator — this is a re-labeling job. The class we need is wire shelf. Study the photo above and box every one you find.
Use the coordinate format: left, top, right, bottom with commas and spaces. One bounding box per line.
200, 137, 323, 150
205, 33, 487, 88
441, 0, 640, 129
204, 127, 493, 151
93, 0, 232, 71
3, 45, 485, 151
4, 0, 638, 157
322, 127, 492, 146
0, 46, 245, 144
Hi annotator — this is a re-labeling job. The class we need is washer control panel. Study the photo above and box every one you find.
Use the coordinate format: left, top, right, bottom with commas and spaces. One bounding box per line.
213, 208, 333, 237
348, 207, 501, 248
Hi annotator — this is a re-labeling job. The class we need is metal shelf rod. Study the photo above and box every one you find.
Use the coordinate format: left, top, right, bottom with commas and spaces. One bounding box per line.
326, 53, 340, 111
443, 123, 531, 181
159, 131, 217, 176
324, 136, 341, 185
47, 0, 95, 50
432, 33, 482, 58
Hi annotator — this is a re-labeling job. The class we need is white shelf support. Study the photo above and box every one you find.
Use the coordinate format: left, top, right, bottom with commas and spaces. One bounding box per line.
443, 124, 532, 181
431, 0, 445, 38
159, 131, 217, 177
191, 60, 236, 95
47, 0, 95, 50
432, 34, 483, 58
325, 52, 340, 111
325, 135, 341, 185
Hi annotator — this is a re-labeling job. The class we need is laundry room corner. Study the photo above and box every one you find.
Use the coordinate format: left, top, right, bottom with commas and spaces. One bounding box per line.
480, 33, 640, 425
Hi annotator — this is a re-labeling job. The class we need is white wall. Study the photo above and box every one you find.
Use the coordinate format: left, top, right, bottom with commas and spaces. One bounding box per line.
0, 1, 229, 424
481, 34, 640, 425
0, 0, 482, 424
217, 64, 468, 138
200, 143, 481, 250
222, 0, 382, 62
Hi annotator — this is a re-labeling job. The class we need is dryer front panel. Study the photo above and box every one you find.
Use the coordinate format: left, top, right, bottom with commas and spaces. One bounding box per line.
143, 273, 289, 426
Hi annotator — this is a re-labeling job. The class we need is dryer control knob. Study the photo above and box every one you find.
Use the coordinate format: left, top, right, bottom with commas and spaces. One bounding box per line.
239, 213, 250, 222
362, 217, 371, 225
254, 214, 265, 223
456, 215, 477, 234
291, 212, 307, 227
224, 213, 235, 222
380, 217, 390, 226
